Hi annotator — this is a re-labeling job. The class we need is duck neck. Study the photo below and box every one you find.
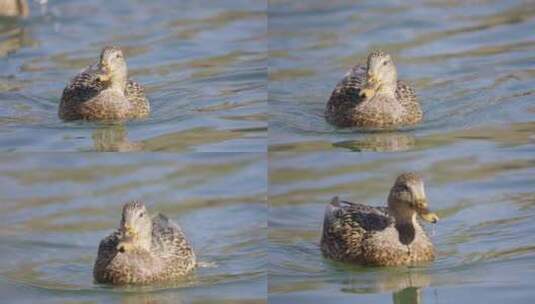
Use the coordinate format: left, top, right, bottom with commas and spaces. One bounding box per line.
137, 226, 152, 251
388, 199, 418, 246
375, 81, 397, 99
109, 73, 127, 93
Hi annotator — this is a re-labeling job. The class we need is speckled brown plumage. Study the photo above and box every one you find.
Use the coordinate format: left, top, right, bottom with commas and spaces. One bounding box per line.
325, 51, 422, 128
93, 201, 196, 285
59, 46, 150, 121
320, 173, 439, 266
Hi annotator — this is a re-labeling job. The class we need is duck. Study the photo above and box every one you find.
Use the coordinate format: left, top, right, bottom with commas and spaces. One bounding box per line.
325, 50, 422, 128
320, 173, 439, 266
59, 46, 150, 121
93, 201, 196, 285
0, 0, 28, 18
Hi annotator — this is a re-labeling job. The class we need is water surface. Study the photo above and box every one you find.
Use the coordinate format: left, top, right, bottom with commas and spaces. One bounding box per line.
268, 133, 535, 303
0, 0, 266, 152
268, 3, 535, 300
269, 0, 535, 152
0, 153, 266, 303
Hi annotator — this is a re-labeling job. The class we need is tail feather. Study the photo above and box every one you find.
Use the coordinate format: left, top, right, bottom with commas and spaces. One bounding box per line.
325, 196, 343, 222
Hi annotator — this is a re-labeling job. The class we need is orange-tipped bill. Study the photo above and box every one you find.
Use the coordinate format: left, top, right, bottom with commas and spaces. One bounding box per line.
417, 206, 439, 224
120, 224, 136, 238
117, 226, 136, 253
96, 64, 111, 82
359, 75, 381, 99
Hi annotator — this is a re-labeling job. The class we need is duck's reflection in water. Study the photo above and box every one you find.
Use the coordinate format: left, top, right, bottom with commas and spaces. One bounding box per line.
393, 287, 421, 304
341, 269, 431, 304
0, 21, 33, 57
92, 125, 143, 152
333, 132, 416, 152
117, 292, 184, 304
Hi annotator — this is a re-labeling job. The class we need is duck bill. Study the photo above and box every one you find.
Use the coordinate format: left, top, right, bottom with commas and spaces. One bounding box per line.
120, 225, 137, 239
96, 64, 111, 82
116, 239, 135, 253
417, 206, 439, 224
359, 75, 381, 99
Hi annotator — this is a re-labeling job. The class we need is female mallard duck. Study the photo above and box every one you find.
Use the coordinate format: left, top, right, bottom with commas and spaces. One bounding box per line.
0, 0, 28, 17
320, 173, 439, 266
325, 51, 422, 128
59, 46, 150, 121
93, 201, 196, 285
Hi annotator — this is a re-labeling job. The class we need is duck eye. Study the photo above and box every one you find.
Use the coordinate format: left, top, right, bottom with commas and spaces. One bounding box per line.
116, 54, 121, 59
383, 60, 388, 66
139, 212, 144, 218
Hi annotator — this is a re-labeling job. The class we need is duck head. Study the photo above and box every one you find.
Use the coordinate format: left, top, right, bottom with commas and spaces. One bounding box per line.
117, 201, 152, 253
96, 46, 128, 91
359, 50, 398, 100
387, 172, 439, 224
